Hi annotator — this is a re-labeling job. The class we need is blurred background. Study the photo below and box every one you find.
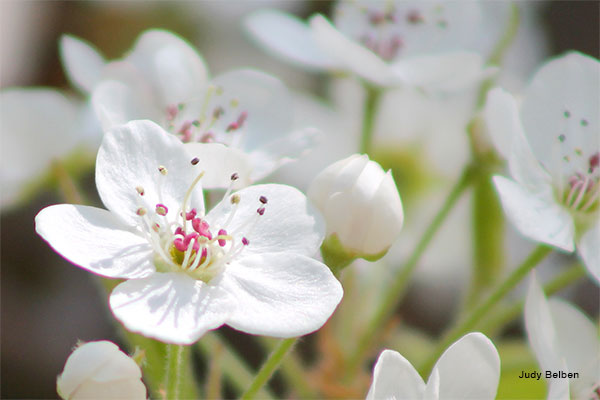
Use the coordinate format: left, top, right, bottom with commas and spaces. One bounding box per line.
1, 1, 598, 398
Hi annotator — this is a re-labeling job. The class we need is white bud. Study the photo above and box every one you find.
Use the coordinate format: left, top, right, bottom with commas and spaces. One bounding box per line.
308, 154, 404, 266
57, 341, 146, 400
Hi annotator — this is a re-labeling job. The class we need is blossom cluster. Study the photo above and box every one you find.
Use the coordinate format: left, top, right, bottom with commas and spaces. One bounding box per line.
2, 1, 598, 399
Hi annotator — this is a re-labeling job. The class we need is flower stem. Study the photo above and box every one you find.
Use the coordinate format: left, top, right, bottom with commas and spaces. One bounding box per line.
51, 160, 85, 204
242, 338, 297, 400
479, 262, 585, 335
165, 344, 185, 400
417, 244, 552, 377
205, 340, 224, 399
359, 85, 382, 154
345, 165, 475, 377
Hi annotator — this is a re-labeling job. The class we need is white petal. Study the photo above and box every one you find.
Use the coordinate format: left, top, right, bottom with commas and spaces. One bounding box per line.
125, 29, 208, 107
484, 88, 551, 187
248, 126, 319, 182
309, 14, 394, 86
547, 298, 600, 395
393, 52, 494, 92
96, 120, 204, 227
207, 69, 293, 152
206, 184, 325, 257
184, 142, 253, 189
220, 253, 342, 337
493, 176, 575, 251
244, 9, 339, 71
366, 349, 426, 400
59, 35, 105, 93
546, 361, 570, 400
524, 273, 563, 373
423, 368, 440, 400
432, 332, 500, 400
58, 341, 145, 400
110, 273, 235, 344
577, 222, 600, 283
521, 52, 600, 182
35, 204, 154, 279
0, 88, 79, 208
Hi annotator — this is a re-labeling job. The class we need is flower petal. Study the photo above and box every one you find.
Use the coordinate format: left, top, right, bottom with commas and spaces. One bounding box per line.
577, 222, 600, 283
125, 29, 208, 108
59, 34, 105, 93
366, 349, 426, 400
521, 52, 599, 182
524, 273, 563, 373
69, 379, 147, 400
485, 88, 551, 188
0, 88, 79, 208
393, 52, 494, 92
244, 9, 339, 70
547, 298, 600, 395
96, 120, 204, 227
35, 204, 154, 279
110, 272, 235, 344
207, 184, 325, 256
432, 332, 500, 400
493, 176, 575, 252
309, 14, 394, 86
184, 142, 253, 189
220, 253, 342, 337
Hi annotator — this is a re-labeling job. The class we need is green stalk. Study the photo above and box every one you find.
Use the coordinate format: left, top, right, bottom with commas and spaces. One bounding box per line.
359, 85, 382, 155
165, 344, 185, 400
418, 245, 552, 377
51, 160, 85, 204
241, 338, 297, 400
345, 166, 474, 377
197, 334, 274, 399
479, 262, 585, 335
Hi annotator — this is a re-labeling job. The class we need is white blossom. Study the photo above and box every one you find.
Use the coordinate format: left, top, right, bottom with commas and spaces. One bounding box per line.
56, 341, 146, 400
35, 120, 342, 344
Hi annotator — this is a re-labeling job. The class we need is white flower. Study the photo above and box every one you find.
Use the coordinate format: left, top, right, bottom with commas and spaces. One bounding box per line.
60, 30, 316, 188
0, 88, 97, 209
56, 340, 146, 400
367, 332, 500, 400
35, 120, 343, 344
524, 273, 599, 399
245, 1, 496, 90
485, 52, 600, 283
308, 154, 403, 263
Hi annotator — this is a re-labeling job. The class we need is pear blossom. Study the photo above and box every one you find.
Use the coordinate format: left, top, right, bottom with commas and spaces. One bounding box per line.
485, 52, 600, 282
245, 1, 497, 90
524, 273, 600, 399
57, 340, 146, 400
35, 120, 343, 344
367, 332, 500, 400
60, 30, 316, 188
308, 154, 403, 264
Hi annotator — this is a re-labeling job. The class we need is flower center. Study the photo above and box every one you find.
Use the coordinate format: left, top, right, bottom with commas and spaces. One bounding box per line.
134, 161, 266, 282
164, 85, 249, 147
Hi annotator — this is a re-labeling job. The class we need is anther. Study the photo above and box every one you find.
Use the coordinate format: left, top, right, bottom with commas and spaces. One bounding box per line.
136, 186, 145, 196
191, 157, 200, 165
231, 172, 239, 181
152, 223, 160, 233
217, 229, 227, 247
259, 196, 268, 204
136, 207, 147, 216
158, 166, 168, 175
257, 207, 265, 216
242, 237, 249, 246
156, 204, 168, 216
213, 106, 224, 119
231, 194, 241, 205
185, 208, 197, 221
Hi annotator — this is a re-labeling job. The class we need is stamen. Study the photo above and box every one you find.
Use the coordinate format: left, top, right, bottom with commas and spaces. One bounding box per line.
217, 229, 228, 247
566, 181, 583, 207
136, 186, 145, 196
581, 183, 600, 212
156, 204, 168, 216
257, 207, 265, 216
571, 176, 589, 209
191, 157, 200, 166
259, 196, 268, 204
185, 208, 197, 221
242, 237, 249, 246
158, 166, 168, 176
231, 194, 241, 205
136, 207, 147, 216
180, 171, 206, 231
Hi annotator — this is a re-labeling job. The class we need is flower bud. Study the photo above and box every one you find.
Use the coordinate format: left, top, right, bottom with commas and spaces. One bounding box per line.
308, 154, 404, 270
57, 341, 146, 400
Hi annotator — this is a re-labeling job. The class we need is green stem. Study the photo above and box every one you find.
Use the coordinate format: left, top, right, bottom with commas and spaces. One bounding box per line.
51, 160, 85, 204
205, 341, 224, 399
165, 344, 185, 400
359, 85, 382, 154
260, 338, 315, 398
346, 166, 474, 377
479, 262, 585, 335
418, 245, 552, 377
242, 338, 297, 400
197, 334, 274, 399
